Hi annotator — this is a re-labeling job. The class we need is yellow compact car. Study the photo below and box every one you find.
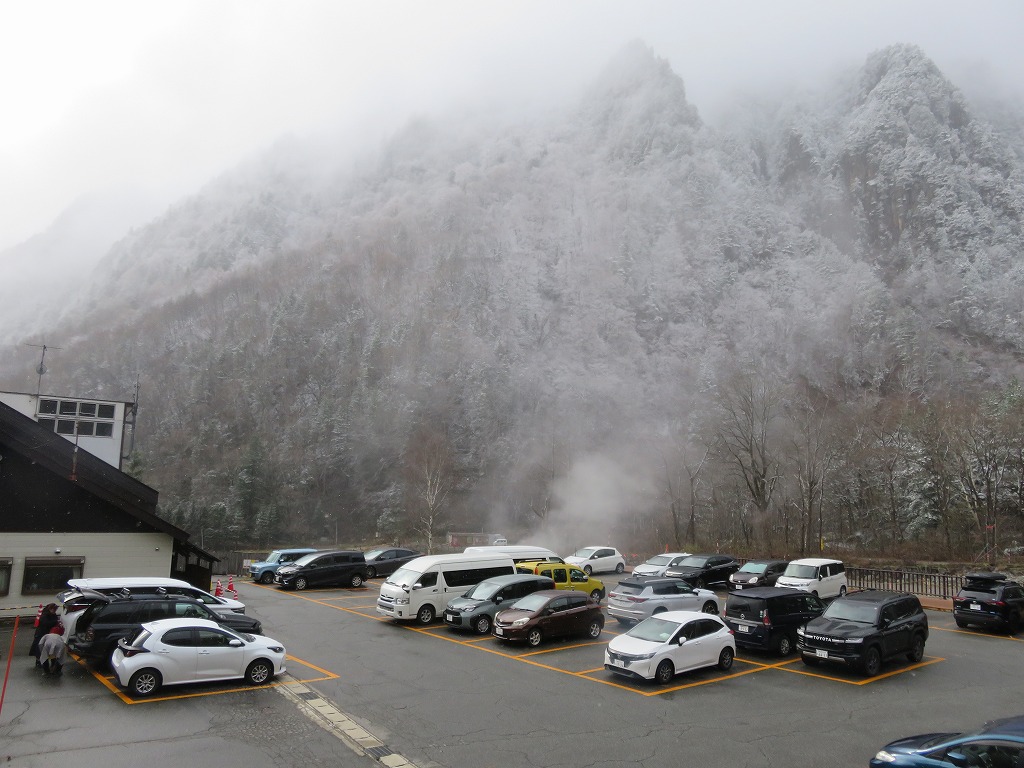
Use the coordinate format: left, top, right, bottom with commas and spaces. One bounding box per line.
515, 561, 605, 602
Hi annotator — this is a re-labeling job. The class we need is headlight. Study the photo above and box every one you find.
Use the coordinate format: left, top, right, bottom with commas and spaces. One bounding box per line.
873, 750, 897, 763
395, 597, 410, 605
748, 577, 759, 584
844, 637, 864, 644
633, 651, 657, 660
268, 646, 284, 653
511, 617, 530, 627
796, 626, 805, 636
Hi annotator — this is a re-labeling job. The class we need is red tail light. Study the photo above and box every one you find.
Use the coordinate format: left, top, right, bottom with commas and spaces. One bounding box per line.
762, 613, 771, 627
121, 647, 148, 658
992, 601, 1006, 607
626, 596, 649, 603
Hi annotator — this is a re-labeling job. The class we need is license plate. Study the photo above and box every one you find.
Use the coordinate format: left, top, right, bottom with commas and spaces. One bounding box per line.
495, 627, 504, 636
971, 603, 981, 610
734, 585, 743, 590
445, 612, 455, 621
610, 658, 625, 667
815, 649, 828, 658
737, 625, 750, 633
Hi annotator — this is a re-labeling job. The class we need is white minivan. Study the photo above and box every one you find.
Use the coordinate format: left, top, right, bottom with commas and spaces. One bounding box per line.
775, 558, 847, 599
463, 545, 563, 564
376, 553, 515, 624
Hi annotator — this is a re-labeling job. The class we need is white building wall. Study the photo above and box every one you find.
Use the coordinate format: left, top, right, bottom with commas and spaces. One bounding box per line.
0, 391, 129, 468
0, 531, 174, 614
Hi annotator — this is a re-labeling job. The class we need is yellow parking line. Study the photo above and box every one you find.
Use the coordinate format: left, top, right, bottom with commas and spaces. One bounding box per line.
642, 660, 771, 696
932, 626, 1023, 642
520, 639, 608, 657
78, 650, 339, 705
777, 655, 945, 685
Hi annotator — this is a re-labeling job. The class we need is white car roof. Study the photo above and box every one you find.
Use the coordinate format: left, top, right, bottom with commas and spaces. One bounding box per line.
787, 557, 842, 566
142, 617, 225, 632
645, 610, 723, 624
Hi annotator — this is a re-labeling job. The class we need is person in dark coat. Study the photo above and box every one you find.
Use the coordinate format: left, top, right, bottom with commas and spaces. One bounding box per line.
29, 603, 60, 667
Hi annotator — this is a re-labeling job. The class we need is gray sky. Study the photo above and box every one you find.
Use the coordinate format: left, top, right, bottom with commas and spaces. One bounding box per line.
1, 0, 1021, 252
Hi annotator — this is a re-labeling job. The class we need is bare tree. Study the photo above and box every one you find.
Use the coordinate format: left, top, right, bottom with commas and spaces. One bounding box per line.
404, 426, 455, 554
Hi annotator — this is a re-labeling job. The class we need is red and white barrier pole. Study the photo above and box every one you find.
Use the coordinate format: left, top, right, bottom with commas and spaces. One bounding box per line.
0, 616, 21, 719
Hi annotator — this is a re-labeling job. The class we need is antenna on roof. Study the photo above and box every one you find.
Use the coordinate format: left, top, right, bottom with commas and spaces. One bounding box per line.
24, 342, 63, 398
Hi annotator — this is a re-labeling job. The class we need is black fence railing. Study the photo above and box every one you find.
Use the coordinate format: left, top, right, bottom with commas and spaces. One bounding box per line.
847, 567, 965, 600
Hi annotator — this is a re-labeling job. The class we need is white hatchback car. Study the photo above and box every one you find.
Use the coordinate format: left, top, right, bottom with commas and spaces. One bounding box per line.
775, 558, 847, 599
111, 618, 286, 697
631, 552, 693, 579
565, 546, 626, 575
604, 610, 736, 684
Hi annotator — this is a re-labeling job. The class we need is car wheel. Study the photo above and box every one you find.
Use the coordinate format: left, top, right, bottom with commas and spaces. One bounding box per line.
245, 658, 273, 685
839, 585, 847, 597
652, 607, 666, 615
955, 617, 968, 629
615, 617, 632, 626
259, 572, 274, 584
583, 565, 593, 576
906, 634, 925, 663
1007, 612, 1021, 635
416, 605, 435, 625
615, 563, 625, 574
811, 590, 819, 598
473, 615, 492, 635
349, 574, 364, 588
526, 629, 543, 647
718, 646, 734, 671
585, 618, 604, 639
776, 634, 794, 656
128, 668, 162, 697
654, 659, 675, 685
801, 655, 819, 667
862, 646, 882, 677
294, 577, 308, 591
590, 589, 603, 602
701, 601, 718, 615
366, 566, 377, 579
696, 578, 707, 590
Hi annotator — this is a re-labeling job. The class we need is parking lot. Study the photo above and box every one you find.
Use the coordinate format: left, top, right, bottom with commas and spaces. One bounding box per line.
5, 575, 1024, 767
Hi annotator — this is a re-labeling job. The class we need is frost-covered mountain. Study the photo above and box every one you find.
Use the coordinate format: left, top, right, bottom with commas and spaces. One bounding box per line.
4, 43, 1023, 557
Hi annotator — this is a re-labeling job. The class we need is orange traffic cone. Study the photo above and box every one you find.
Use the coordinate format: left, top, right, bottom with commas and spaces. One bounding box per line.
33, 604, 43, 627
214, 579, 224, 597
227, 575, 237, 598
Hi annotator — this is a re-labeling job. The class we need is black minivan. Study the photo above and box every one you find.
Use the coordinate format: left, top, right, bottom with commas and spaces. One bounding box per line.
724, 587, 825, 656
274, 550, 369, 590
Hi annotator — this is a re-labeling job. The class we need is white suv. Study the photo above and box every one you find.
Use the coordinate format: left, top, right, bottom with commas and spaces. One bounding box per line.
775, 558, 847, 599
565, 546, 626, 575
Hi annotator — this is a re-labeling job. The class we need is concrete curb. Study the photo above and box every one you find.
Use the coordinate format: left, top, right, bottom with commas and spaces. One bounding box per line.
276, 675, 420, 767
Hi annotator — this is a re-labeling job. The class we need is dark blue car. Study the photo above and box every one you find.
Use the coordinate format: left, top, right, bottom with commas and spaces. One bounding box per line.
869, 715, 1024, 766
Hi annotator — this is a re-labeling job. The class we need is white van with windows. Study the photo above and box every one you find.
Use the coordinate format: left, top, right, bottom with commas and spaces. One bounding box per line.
775, 558, 848, 599
376, 553, 515, 624
463, 545, 563, 564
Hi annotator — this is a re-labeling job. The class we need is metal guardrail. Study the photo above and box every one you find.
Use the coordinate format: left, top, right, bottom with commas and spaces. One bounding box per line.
847, 567, 966, 600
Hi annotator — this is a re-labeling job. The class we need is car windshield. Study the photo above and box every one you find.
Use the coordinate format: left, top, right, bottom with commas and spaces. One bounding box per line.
738, 562, 768, 574
572, 547, 600, 558
822, 601, 879, 623
508, 593, 549, 612
784, 563, 818, 579
386, 567, 422, 589
125, 627, 150, 646
644, 555, 673, 566
265, 551, 284, 564
677, 556, 710, 568
365, 549, 385, 560
463, 580, 503, 600
627, 617, 680, 643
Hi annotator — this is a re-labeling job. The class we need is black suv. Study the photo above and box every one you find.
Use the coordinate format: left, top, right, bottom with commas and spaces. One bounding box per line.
796, 590, 928, 676
663, 554, 740, 588
69, 593, 263, 662
724, 587, 826, 656
953, 572, 1024, 634
275, 550, 369, 590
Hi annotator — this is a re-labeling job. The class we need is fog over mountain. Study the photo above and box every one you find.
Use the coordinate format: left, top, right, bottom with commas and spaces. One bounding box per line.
3, 43, 1023, 559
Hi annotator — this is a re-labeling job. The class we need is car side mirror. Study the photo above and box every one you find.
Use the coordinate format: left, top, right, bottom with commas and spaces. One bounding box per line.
677, 637, 686, 645
818, 574, 823, 580
412, 582, 422, 591
495, 596, 503, 604
228, 639, 243, 647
